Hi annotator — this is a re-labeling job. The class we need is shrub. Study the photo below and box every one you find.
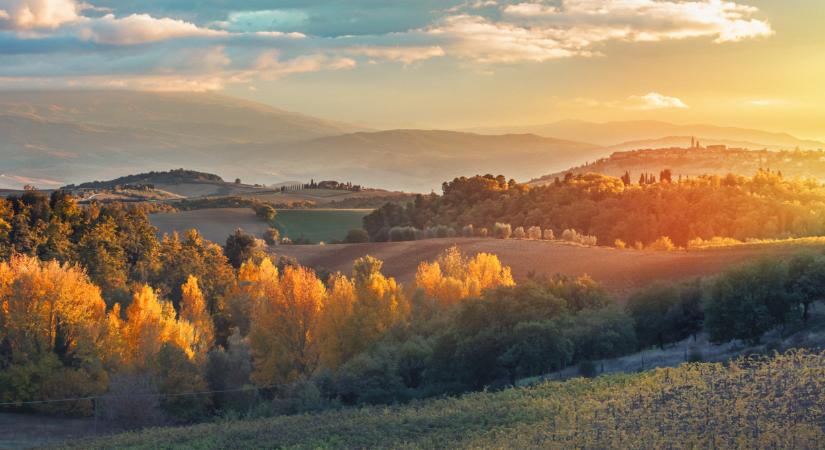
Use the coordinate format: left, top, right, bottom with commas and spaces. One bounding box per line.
344, 228, 370, 243
688, 349, 704, 362
648, 236, 677, 251
426, 225, 451, 239
494, 223, 512, 239
542, 229, 555, 240
513, 226, 526, 239
99, 372, 165, 429
527, 226, 542, 240
389, 226, 417, 242
462, 224, 474, 237
614, 239, 627, 249
561, 229, 598, 246
263, 228, 280, 245
477, 227, 489, 238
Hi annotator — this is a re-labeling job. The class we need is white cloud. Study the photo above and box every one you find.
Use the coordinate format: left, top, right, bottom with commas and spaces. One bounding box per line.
75, 13, 227, 45
346, 45, 445, 65
428, 14, 577, 63
428, 0, 773, 64
254, 51, 357, 79
0, 0, 80, 30
628, 92, 689, 110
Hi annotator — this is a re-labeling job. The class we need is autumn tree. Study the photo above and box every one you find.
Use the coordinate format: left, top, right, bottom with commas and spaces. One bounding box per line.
179, 276, 215, 362
416, 246, 514, 307
249, 265, 327, 385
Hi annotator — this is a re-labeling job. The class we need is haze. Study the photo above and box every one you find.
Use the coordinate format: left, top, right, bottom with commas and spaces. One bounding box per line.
0, 0, 823, 139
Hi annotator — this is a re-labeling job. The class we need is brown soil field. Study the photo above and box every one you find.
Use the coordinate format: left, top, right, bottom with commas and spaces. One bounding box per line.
275, 238, 825, 298
150, 208, 270, 243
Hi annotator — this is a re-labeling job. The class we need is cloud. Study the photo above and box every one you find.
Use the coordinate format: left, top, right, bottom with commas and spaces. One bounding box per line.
75, 13, 227, 45
346, 45, 445, 65
506, 0, 773, 43
425, 0, 773, 64
0, 0, 80, 30
428, 14, 577, 63
628, 92, 689, 110
254, 51, 356, 79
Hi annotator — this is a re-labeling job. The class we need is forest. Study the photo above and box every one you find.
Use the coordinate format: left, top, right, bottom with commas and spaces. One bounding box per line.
364, 169, 825, 247
2, 189, 824, 427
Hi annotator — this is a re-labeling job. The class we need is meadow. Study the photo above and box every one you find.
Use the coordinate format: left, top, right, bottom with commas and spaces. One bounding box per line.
149, 208, 272, 243
60, 350, 825, 449
274, 209, 371, 243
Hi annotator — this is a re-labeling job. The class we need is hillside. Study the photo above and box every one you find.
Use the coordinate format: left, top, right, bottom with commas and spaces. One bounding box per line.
530, 146, 825, 185
61, 351, 825, 449
282, 130, 607, 192
273, 238, 823, 297
470, 119, 824, 150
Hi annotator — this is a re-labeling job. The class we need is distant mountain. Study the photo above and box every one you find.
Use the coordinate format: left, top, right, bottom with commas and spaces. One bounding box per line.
469, 120, 825, 150
275, 130, 608, 192
0, 90, 607, 192
0, 90, 365, 189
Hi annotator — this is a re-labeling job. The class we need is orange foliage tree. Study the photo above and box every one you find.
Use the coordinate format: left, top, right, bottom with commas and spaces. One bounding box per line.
416, 246, 514, 307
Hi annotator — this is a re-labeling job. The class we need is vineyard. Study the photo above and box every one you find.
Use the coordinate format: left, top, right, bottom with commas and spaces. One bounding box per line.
64, 350, 825, 449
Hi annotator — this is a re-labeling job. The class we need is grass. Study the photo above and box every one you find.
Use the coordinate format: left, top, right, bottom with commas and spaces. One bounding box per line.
58, 350, 825, 449
275, 209, 371, 243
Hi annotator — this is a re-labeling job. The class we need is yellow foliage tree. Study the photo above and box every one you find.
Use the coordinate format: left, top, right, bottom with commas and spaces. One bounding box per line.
180, 275, 215, 362
226, 257, 279, 334
249, 265, 326, 385
416, 246, 514, 307
317, 274, 356, 370
123, 284, 196, 367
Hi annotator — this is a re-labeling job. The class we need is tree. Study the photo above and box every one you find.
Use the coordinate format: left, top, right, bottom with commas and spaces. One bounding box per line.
705, 259, 795, 344
787, 252, 825, 321
225, 229, 259, 269
415, 247, 514, 307
344, 229, 370, 243
249, 265, 327, 385
179, 276, 214, 362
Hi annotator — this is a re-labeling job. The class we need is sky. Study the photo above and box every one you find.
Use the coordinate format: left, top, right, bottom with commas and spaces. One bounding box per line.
0, 0, 823, 138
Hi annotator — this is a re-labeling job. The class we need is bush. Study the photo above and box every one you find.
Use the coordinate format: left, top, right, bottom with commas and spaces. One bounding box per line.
426, 225, 452, 239
527, 226, 542, 240
477, 227, 489, 238
542, 229, 555, 240
462, 224, 474, 237
648, 236, 677, 251
99, 372, 165, 429
561, 229, 597, 246
344, 228, 370, 243
513, 226, 526, 239
494, 223, 512, 239
263, 228, 280, 245
614, 239, 627, 249
389, 226, 417, 242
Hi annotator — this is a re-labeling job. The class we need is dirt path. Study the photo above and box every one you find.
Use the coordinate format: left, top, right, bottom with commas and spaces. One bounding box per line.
274, 238, 822, 298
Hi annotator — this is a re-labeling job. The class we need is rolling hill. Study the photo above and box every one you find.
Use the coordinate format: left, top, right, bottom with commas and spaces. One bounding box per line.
470, 119, 825, 150
0, 91, 606, 192
530, 146, 825, 185
278, 130, 608, 192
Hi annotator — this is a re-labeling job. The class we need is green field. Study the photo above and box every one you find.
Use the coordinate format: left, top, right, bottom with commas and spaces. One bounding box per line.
275, 209, 371, 243
60, 351, 825, 449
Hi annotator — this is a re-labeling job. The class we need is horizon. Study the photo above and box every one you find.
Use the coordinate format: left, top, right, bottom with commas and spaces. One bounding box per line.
0, 1, 823, 139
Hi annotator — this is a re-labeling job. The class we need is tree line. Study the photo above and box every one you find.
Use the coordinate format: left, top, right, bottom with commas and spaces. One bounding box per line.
364, 170, 825, 247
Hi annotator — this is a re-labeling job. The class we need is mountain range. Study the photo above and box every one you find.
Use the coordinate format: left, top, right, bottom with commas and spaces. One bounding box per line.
1, 90, 822, 192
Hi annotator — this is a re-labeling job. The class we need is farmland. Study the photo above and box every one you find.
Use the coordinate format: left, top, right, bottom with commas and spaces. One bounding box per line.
150, 208, 271, 243
60, 350, 825, 449
275, 237, 825, 297
274, 209, 371, 243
